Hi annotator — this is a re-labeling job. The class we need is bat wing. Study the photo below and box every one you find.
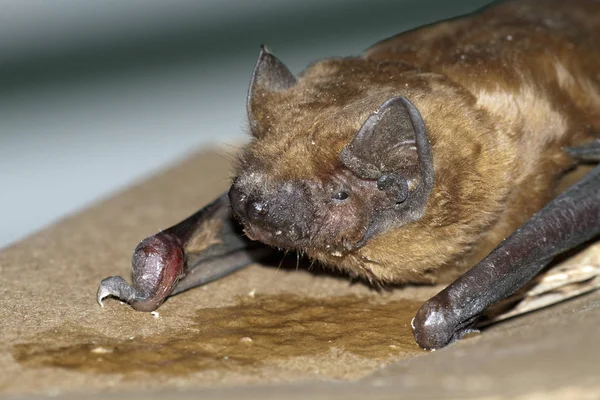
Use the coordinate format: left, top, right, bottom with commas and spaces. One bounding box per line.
413, 140, 600, 349
479, 258, 600, 326
97, 192, 272, 311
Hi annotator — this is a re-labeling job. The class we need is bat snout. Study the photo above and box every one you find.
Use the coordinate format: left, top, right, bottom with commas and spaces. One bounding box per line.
229, 184, 270, 223
246, 199, 269, 222
229, 180, 314, 247
228, 184, 249, 221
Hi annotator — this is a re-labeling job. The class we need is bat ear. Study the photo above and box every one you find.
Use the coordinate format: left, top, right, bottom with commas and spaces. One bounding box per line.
341, 96, 434, 242
341, 96, 431, 180
247, 46, 297, 132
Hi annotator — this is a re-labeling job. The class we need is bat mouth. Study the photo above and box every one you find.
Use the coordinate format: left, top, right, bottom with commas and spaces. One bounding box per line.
243, 224, 310, 250
244, 219, 363, 262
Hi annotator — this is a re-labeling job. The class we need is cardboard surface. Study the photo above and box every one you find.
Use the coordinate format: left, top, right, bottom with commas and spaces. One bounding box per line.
1, 149, 599, 399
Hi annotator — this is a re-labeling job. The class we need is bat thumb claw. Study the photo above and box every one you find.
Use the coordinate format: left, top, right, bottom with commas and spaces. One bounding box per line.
96, 276, 136, 307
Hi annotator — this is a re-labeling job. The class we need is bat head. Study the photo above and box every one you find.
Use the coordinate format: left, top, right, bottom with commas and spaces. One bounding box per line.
230, 47, 434, 258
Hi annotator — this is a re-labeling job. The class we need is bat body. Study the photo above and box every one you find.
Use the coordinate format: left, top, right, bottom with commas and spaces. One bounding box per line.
98, 0, 600, 349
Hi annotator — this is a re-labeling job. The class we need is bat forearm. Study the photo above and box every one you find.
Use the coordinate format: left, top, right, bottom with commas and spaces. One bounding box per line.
97, 192, 269, 311
413, 164, 600, 349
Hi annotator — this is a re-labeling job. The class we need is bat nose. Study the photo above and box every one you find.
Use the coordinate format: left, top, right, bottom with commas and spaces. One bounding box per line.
247, 200, 269, 221
229, 179, 313, 244
229, 184, 269, 222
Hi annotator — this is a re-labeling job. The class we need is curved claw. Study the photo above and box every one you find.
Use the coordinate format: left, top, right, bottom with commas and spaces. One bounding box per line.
97, 276, 136, 307
96, 232, 185, 312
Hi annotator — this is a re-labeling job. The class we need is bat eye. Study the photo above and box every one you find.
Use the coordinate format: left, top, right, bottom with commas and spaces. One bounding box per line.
332, 191, 349, 201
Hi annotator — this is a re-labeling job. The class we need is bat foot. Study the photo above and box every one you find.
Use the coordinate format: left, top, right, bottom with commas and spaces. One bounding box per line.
412, 297, 477, 350
97, 276, 137, 307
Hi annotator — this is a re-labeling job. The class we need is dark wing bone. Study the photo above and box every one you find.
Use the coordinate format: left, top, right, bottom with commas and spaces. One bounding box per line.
413, 142, 600, 349
97, 192, 271, 311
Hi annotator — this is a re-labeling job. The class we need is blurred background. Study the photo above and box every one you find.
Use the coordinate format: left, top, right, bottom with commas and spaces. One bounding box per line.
0, 0, 494, 249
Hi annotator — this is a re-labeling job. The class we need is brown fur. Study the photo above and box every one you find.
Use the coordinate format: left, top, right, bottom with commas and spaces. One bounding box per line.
235, 0, 600, 285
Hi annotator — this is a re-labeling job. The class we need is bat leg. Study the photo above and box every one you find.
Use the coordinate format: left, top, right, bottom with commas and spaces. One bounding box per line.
97, 192, 271, 312
412, 163, 600, 350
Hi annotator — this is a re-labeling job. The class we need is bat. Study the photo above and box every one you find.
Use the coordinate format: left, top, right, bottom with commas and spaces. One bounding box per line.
97, 0, 600, 349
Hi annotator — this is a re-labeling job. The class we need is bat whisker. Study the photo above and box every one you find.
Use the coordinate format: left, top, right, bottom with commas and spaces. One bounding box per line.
276, 250, 289, 274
